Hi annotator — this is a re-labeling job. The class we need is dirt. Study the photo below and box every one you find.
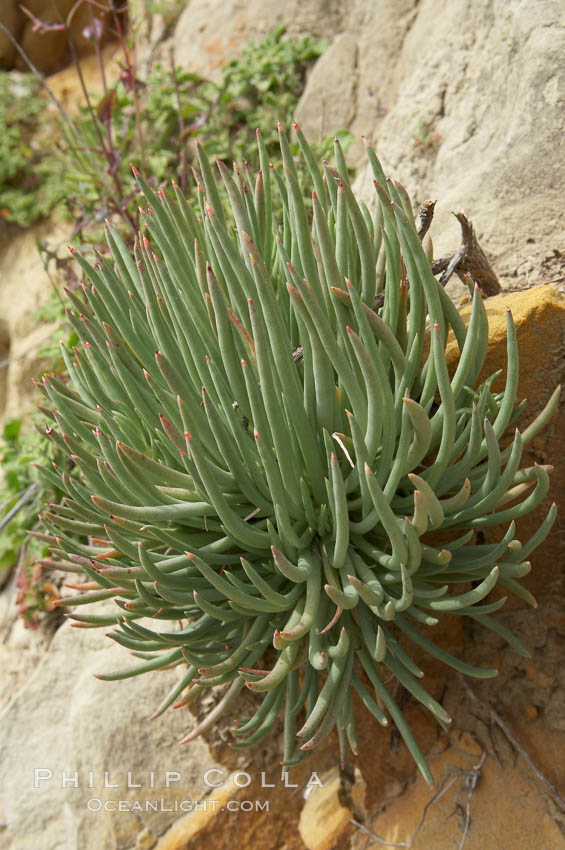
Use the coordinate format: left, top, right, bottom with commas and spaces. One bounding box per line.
344, 596, 565, 850
505, 247, 565, 297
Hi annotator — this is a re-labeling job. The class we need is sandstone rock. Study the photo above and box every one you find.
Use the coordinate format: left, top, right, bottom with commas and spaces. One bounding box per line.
446, 284, 565, 604
294, 33, 358, 142
0, 614, 224, 850
0, 0, 19, 68
151, 770, 329, 850
17, 22, 68, 77
129, 0, 184, 76
152, 779, 242, 850
365, 727, 565, 850
173, 0, 341, 83
0, 314, 10, 420
464, 599, 565, 813
348, 0, 565, 296
174, 0, 564, 295
0, 220, 67, 424
298, 768, 353, 850
45, 44, 121, 115
0, 579, 49, 714
1, 0, 113, 74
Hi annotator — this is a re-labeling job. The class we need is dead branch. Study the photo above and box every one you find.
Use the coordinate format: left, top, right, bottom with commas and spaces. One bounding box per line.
489, 708, 565, 813
432, 212, 501, 295
463, 680, 565, 813
349, 749, 486, 849
372, 208, 501, 314
417, 200, 437, 242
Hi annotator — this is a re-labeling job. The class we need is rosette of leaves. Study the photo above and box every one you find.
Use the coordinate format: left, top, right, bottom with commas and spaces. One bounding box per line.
35, 126, 559, 783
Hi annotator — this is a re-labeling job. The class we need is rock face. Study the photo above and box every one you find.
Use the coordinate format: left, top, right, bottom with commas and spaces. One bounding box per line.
0, 220, 66, 424
174, 0, 565, 296
349, 0, 565, 299
173, 0, 340, 82
294, 32, 358, 140
0, 0, 19, 68
0, 0, 113, 74
298, 767, 359, 850
446, 284, 565, 606
0, 612, 224, 850
365, 727, 565, 850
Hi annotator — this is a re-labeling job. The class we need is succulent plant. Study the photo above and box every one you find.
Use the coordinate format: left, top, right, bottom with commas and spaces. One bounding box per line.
35, 126, 559, 784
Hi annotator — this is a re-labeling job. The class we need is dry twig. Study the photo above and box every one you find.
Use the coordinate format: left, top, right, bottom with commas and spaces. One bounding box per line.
432, 212, 501, 295
350, 749, 486, 849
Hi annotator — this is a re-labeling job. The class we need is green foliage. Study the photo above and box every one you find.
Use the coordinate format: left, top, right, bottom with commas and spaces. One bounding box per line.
203, 25, 327, 162
0, 418, 62, 625
144, 0, 186, 27
14, 560, 60, 629
0, 28, 328, 235
37, 129, 558, 777
0, 72, 65, 227
0, 419, 38, 569
412, 118, 442, 150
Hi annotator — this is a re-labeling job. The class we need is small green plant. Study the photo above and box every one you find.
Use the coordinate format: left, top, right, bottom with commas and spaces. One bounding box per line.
0, 71, 64, 227
0, 22, 328, 241
201, 25, 328, 163
0, 419, 43, 571
412, 118, 442, 150
14, 560, 60, 628
36, 128, 558, 778
0, 418, 63, 626
145, 0, 186, 26
57, 27, 330, 241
